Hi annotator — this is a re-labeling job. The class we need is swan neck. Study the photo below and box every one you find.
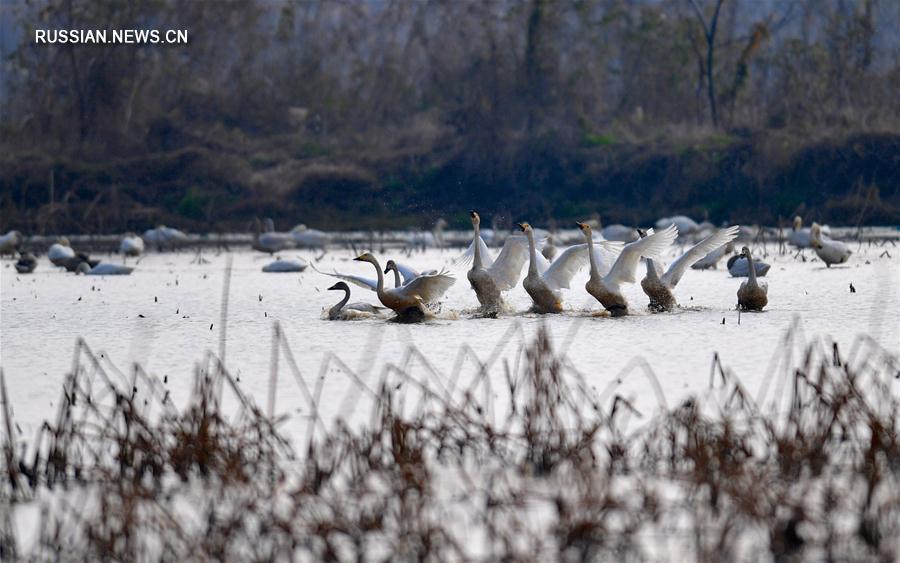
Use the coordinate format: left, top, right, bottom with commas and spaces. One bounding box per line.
371, 258, 386, 297
473, 222, 482, 268
584, 231, 598, 277
526, 230, 538, 275
646, 258, 659, 280
391, 267, 402, 288
746, 253, 757, 284
330, 288, 350, 317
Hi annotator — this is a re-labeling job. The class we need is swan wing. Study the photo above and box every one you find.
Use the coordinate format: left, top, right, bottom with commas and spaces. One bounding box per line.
663, 226, 739, 287
454, 235, 495, 269
394, 262, 421, 285
486, 235, 530, 290
393, 271, 456, 304
542, 244, 590, 290
312, 264, 378, 292
606, 225, 678, 286
590, 240, 625, 277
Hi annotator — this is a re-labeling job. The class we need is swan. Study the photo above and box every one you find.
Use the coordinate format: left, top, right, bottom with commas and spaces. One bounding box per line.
460, 210, 531, 312
518, 222, 619, 313
727, 254, 771, 277
541, 234, 559, 261
290, 224, 329, 249
600, 221, 639, 243
353, 252, 455, 320
641, 226, 739, 311
326, 281, 385, 320
737, 247, 767, 311
656, 215, 699, 236
262, 259, 308, 273
691, 242, 735, 270
120, 233, 144, 257
810, 223, 851, 267
253, 218, 295, 254
48, 237, 76, 266
143, 225, 188, 250
578, 222, 677, 316
0, 230, 22, 255
406, 218, 447, 251
15, 252, 37, 273
77, 262, 134, 276
384, 259, 439, 287
787, 216, 831, 249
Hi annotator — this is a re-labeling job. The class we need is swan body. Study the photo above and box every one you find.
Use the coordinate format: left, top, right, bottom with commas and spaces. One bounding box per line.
326, 281, 385, 320
810, 223, 851, 267
462, 211, 531, 312
641, 226, 739, 311
656, 216, 699, 235
143, 225, 188, 250
737, 246, 768, 311
290, 224, 329, 249
79, 262, 134, 276
254, 218, 295, 254
601, 224, 639, 243
262, 259, 308, 273
579, 222, 677, 316
354, 252, 454, 320
48, 238, 76, 266
120, 233, 144, 256
788, 216, 831, 249
727, 255, 771, 277
15, 252, 37, 273
691, 242, 734, 270
0, 230, 23, 255
519, 222, 620, 313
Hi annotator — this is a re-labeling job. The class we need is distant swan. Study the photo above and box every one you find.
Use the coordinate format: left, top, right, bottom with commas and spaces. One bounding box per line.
578, 222, 677, 316
461, 210, 531, 312
727, 254, 770, 277
253, 218, 295, 254
120, 233, 144, 257
326, 281, 385, 320
290, 224, 329, 249
262, 259, 308, 273
353, 252, 455, 321
599, 220, 639, 243
15, 252, 37, 274
0, 230, 23, 255
143, 225, 188, 250
810, 222, 851, 267
519, 222, 619, 313
737, 247, 767, 311
656, 215, 699, 236
77, 262, 134, 276
48, 237, 76, 266
641, 226, 739, 311
788, 216, 831, 249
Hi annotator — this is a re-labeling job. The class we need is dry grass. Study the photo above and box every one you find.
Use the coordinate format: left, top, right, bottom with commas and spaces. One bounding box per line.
1, 322, 898, 561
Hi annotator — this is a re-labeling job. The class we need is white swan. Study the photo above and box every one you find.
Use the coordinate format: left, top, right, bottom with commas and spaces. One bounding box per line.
290, 224, 329, 249
0, 230, 22, 255
727, 254, 771, 277
737, 247, 768, 311
262, 259, 308, 273
48, 237, 76, 266
253, 218, 295, 254
143, 225, 188, 250
599, 220, 639, 243
656, 215, 699, 235
120, 233, 144, 257
77, 262, 134, 276
354, 252, 455, 320
810, 222, 851, 267
518, 222, 618, 313
460, 210, 531, 312
578, 222, 678, 316
326, 281, 385, 320
787, 216, 831, 249
691, 241, 734, 270
641, 226, 739, 311
406, 218, 447, 251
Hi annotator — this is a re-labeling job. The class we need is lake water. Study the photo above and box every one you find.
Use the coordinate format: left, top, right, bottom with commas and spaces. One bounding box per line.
1, 240, 898, 442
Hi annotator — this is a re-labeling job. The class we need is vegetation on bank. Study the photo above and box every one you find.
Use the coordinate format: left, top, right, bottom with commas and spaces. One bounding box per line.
1, 0, 898, 233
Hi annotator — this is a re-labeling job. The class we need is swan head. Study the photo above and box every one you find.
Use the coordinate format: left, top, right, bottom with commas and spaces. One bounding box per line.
354, 252, 376, 265
793, 216, 802, 230
575, 221, 592, 237
741, 246, 751, 257
76, 261, 91, 275
383, 259, 397, 274
328, 281, 349, 292
57, 236, 71, 247
517, 222, 532, 233
636, 228, 648, 239
469, 210, 481, 226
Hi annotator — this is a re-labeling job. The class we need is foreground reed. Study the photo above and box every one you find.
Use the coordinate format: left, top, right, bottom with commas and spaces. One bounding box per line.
1, 323, 898, 561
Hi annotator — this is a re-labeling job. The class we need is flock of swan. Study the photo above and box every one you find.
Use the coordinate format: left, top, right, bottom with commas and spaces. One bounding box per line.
1, 212, 856, 322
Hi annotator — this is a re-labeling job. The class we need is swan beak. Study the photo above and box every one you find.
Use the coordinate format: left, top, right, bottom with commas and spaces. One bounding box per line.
516, 222, 526, 231
353, 255, 365, 262
327, 283, 342, 291
383, 266, 391, 274
575, 221, 586, 230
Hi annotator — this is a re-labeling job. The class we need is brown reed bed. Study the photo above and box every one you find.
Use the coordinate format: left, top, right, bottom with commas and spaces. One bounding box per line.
1, 323, 899, 561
